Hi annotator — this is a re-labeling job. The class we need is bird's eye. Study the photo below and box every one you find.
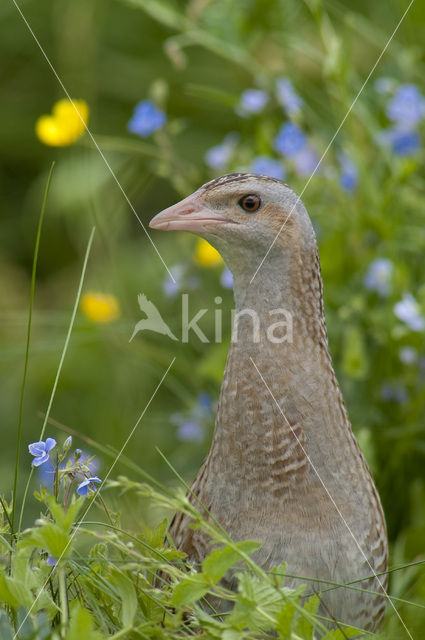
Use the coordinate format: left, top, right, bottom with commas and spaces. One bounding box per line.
238, 194, 261, 213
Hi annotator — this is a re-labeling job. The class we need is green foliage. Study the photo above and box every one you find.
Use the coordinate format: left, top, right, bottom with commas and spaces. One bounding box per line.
23, 496, 84, 562
66, 605, 104, 640
202, 541, 261, 582
0, 477, 380, 638
0, 543, 57, 617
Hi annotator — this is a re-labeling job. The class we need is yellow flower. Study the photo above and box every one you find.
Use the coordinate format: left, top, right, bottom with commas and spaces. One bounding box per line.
81, 292, 120, 324
194, 238, 223, 267
35, 99, 89, 147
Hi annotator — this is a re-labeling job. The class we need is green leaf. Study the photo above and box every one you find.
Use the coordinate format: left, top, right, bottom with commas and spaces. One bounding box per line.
0, 610, 13, 640
24, 523, 71, 559
269, 560, 287, 587
293, 594, 320, 639
9, 545, 31, 584
67, 603, 104, 640
0, 574, 32, 609
109, 568, 137, 627
46, 495, 84, 531
171, 573, 210, 607
0, 568, 57, 618
142, 518, 168, 549
228, 572, 284, 630
194, 609, 226, 638
16, 607, 34, 639
202, 541, 261, 583
275, 599, 296, 638
34, 611, 51, 639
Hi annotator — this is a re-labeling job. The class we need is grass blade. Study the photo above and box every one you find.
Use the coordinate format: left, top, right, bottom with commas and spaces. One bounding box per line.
11, 162, 55, 537
17, 225, 96, 536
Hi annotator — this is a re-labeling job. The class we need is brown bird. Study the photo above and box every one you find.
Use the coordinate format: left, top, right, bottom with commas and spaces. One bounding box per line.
150, 173, 388, 632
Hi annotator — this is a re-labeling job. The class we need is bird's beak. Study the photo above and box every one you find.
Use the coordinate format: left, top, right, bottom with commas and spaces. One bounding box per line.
149, 193, 228, 233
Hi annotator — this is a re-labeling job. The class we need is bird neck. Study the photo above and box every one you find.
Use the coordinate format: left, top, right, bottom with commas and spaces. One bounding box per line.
209, 245, 358, 488
231, 245, 328, 358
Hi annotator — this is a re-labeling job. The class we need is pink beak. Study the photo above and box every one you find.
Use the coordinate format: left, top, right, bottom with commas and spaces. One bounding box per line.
149, 193, 228, 233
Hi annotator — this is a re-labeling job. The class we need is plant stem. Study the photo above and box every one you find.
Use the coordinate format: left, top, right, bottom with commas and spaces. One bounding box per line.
11, 162, 55, 540
94, 492, 114, 526
58, 566, 69, 632
54, 454, 59, 502
17, 226, 96, 536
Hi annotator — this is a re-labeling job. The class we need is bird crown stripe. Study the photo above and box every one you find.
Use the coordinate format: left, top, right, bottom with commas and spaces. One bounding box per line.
202, 172, 290, 191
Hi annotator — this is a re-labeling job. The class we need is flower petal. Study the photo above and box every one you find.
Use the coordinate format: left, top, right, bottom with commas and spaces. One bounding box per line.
195, 239, 223, 267
45, 438, 57, 452
127, 100, 166, 137
28, 441, 45, 456
274, 122, 306, 157
80, 292, 120, 324
77, 480, 90, 496
46, 555, 57, 566
32, 453, 49, 467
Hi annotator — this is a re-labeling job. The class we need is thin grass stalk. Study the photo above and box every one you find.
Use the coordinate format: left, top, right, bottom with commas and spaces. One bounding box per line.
17, 226, 96, 536
11, 162, 55, 538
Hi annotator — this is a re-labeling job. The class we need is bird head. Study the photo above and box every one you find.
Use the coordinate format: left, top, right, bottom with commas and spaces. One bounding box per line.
149, 173, 316, 279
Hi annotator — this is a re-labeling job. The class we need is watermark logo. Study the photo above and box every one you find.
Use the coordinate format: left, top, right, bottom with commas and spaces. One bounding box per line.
130, 293, 293, 344
129, 294, 178, 342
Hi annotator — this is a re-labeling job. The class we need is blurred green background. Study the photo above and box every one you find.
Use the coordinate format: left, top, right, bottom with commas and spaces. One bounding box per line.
1, 0, 425, 631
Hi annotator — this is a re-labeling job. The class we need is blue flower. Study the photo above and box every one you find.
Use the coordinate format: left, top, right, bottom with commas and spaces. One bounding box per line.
163, 264, 184, 297
38, 459, 56, 487
198, 392, 212, 412
379, 126, 421, 156
276, 78, 302, 116
399, 346, 417, 365
46, 555, 57, 567
177, 420, 204, 442
238, 89, 269, 114
364, 258, 393, 297
386, 84, 425, 127
251, 156, 285, 180
28, 438, 57, 467
293, 146, 320, 177
163, 276, 180, 298
220, 266, 234, 289
394, 293, 425, 331
205, 133, 238, 169
39, 449, 99, 490
339, 153, 358, 192
274, 123, 306, 157
163, 265, 199, 297
127, 100, 166, 137
389, 129, 421, 156
77, 476, 101, 496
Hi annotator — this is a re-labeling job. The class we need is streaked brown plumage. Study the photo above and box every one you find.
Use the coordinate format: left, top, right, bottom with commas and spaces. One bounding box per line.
150, 173, 388, 631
